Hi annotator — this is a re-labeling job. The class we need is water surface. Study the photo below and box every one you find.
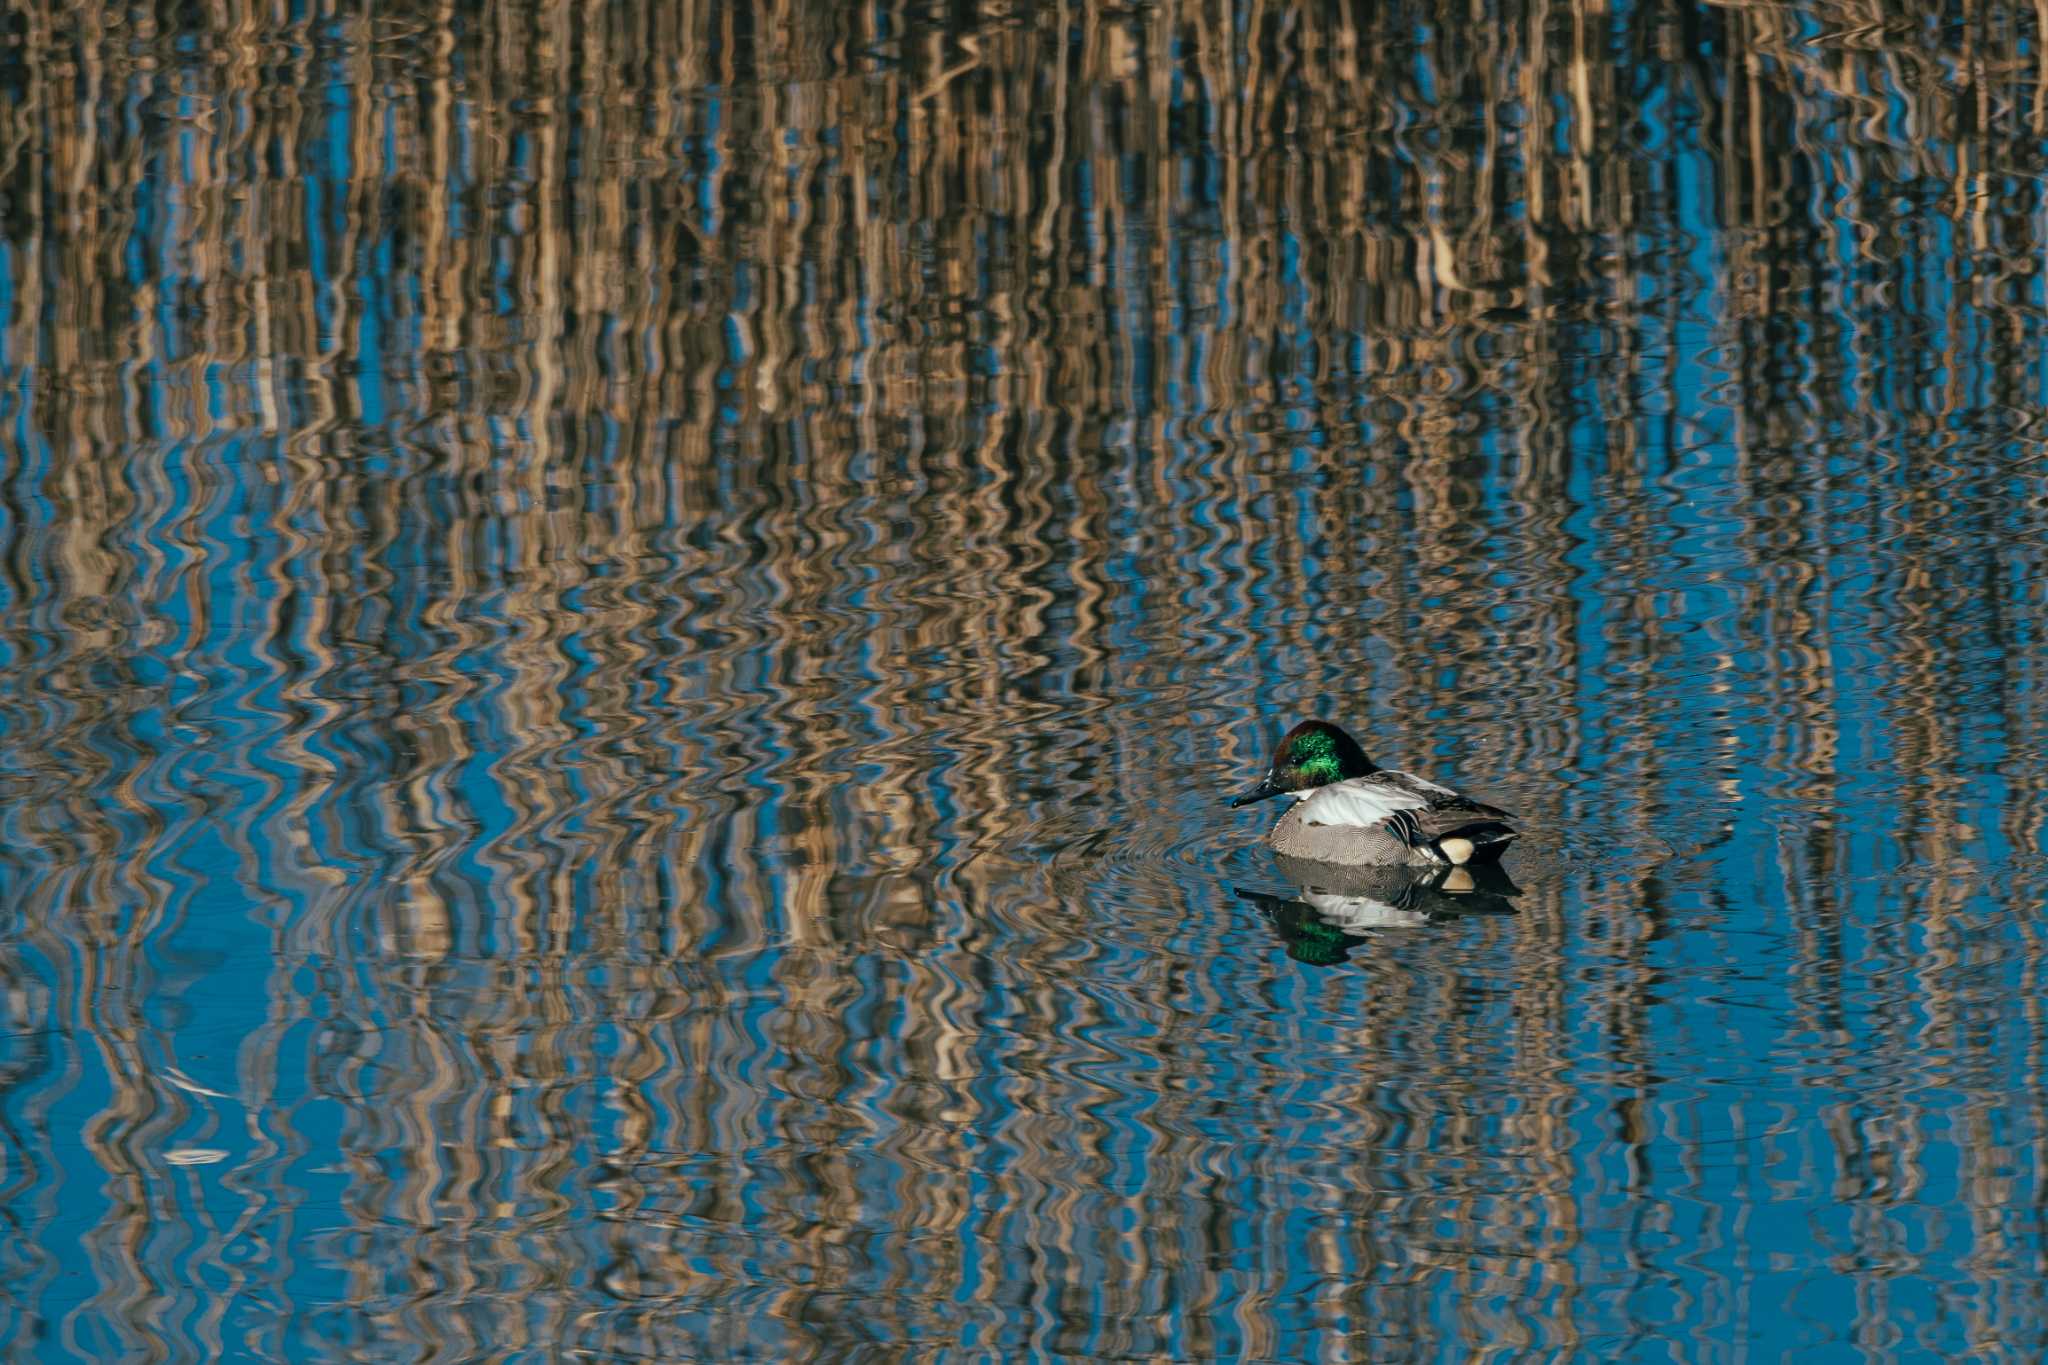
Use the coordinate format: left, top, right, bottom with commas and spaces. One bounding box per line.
3, 1, 2048, 1359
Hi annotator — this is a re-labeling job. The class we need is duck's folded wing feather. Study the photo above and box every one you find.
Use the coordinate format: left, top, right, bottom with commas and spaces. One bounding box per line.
1296, 776, 1516, 857
1370, 770, 1514, 820
1294, 779, 1430, 829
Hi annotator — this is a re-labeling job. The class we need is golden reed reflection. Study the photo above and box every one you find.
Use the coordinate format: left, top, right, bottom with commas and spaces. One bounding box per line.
1, 0, 2046, 1358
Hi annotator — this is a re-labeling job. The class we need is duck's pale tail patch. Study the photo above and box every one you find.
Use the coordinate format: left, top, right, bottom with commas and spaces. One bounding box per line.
1428, 822, 1516, 866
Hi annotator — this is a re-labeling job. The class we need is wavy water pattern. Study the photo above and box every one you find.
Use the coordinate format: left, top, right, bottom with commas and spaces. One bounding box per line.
2, 0, 2048, 1359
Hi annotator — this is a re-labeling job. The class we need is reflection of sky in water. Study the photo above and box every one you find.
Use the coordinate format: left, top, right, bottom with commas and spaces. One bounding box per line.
2, 1, 2047, 1359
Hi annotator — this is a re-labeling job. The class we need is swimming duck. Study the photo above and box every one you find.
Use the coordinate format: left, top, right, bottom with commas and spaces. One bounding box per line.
1229, 719, 1517, 867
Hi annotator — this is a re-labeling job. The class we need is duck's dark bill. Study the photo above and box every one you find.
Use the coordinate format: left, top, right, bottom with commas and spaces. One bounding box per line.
1229, 779, 1281, 808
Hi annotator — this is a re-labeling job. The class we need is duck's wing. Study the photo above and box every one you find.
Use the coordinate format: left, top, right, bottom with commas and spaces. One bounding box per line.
1345, 771, 1519, 862
1368, 769, 1514, 821
1293, 774, 1517, 861
1293, 776, 1432, 829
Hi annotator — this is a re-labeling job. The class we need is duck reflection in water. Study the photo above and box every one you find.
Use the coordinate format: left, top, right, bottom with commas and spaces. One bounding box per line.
1236, 856, 1521, 966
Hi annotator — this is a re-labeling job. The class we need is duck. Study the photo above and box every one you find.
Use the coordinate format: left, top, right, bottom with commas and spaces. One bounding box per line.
1228, 719, 1517, 867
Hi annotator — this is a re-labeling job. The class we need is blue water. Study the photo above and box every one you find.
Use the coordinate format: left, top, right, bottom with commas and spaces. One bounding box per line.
3, 2, 2048, 1359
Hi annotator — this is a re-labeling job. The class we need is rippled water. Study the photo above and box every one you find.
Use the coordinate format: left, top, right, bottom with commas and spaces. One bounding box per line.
4, 1, 2048, 1359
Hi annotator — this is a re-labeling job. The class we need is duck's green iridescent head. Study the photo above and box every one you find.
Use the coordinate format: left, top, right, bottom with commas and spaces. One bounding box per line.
1228, 720, 1375, 807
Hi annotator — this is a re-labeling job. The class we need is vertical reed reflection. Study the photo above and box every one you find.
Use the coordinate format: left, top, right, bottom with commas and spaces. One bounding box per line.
0, 0, 2046, 1358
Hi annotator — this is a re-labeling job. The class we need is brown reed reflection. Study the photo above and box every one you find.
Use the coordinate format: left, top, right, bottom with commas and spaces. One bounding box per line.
1, 0, 2047, 1359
